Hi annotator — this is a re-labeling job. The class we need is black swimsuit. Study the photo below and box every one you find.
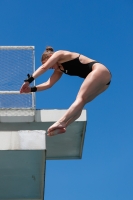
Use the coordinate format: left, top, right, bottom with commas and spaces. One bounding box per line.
59, 55, 111, 85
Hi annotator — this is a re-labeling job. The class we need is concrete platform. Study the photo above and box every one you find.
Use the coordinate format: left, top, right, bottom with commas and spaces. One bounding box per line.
0, 130, 46, 200
0, 109, 87, 159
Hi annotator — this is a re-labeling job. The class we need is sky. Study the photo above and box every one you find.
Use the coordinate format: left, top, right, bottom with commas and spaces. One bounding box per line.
0, 0, 133, 199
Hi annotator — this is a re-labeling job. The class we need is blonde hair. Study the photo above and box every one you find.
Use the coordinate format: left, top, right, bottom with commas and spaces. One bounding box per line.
41, 46, 54, 61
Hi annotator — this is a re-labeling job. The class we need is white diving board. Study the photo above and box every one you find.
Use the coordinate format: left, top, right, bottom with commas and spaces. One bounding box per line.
0, 109, 86, 200
0, 109, 87, 159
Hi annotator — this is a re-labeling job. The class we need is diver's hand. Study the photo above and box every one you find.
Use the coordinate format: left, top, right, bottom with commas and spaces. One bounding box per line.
20, 82, 30, 93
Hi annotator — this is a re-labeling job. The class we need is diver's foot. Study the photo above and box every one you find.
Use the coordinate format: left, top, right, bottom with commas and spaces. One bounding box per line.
48, 121, 66, 133
47, 128, 66, 136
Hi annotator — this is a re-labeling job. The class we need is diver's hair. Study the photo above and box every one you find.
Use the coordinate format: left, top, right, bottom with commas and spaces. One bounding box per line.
41, 46, 54, 61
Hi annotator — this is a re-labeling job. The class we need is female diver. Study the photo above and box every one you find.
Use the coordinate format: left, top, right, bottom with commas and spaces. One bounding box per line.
20, 46, 111, 136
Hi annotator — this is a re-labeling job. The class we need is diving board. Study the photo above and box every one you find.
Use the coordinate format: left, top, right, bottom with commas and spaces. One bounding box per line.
0, 109, 87, 159
0, 109, 86, 200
